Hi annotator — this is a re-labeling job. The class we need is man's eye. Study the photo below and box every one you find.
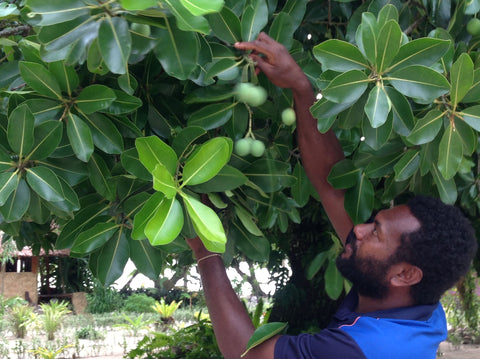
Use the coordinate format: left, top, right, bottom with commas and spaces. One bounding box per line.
372, 228, 377, 235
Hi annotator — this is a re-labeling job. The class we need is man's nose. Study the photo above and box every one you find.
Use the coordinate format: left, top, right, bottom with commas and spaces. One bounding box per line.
353, 223, 371, 240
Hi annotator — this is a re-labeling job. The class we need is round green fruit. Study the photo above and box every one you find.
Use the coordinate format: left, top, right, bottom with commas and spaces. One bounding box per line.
235, 83, 267, 107
235, 138, 252, 156
217, 66, 240, 81
467, 18, 480, 36
131, 23, 151, 37
281, 108, 296, 125
250, 140, 265, 157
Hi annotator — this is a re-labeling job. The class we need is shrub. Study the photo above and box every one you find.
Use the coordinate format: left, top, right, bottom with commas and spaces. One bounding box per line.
40, 300, 71, 340
76, 325, 104, 340
8, 303, 35, 338
86, 281, 123, 314
123, 293, 156, 313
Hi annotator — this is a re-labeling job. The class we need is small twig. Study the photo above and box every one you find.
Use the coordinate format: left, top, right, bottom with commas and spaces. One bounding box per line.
404, 15, 427, 35
0, 24, 32, 37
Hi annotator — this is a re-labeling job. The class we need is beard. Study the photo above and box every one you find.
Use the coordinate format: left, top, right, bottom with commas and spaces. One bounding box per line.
336, 232, 394, 300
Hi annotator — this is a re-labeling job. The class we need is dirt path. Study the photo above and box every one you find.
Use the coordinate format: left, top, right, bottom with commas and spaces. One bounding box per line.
438, 342, 480, 358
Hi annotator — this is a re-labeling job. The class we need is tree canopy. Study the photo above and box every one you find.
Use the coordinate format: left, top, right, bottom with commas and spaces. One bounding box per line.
0, 0, 479, 294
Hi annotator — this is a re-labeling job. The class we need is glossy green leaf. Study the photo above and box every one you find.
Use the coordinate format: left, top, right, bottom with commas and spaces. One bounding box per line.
462, 68, 480, 103
182, 137, 232, 186
406, 110, 444, 145
7, 104, 35, 157
48, 61, 79, 96
291, 163, 314, 207
376, 20, 402, 73
132, 192, 165, 240
324, 258, 344, 300
120, 0, 157, 10
345, 173, 374, 224
189, 165, 248, 193
377, 4, 398, 26
153, 163, 177, 198
171, 126, 207, 157
187, 103, 235, 130
164, 0, 210, 34
19, 61, 62, 99
105, 90, 143, 115
359, 12, 379, 65
244, 159, 295, 193
322, 70, 369, 104
231, 221, 270, 262
91, 227, 130, 286
66, 113, 94, 162
71, 223, 120, 254
387, 38, 451, 72
0, 178, 29, 222
241, 1, 268, 42
87, 153, 116, 202
306, 250, 329, 280
145, 197, 184, 245
207, 6, 242, 44
388, 65, 450, 102
394, 150, 420, 181
450, 53, 474, 108
128, 238, 164, 280
25, 0, 89, 26
0, 172, 18, 206
364, 84, 391, 128
23, 99, 63, 125
56, 176, 80, 212
362, 113, 392, 150
0, 2, 19, 18
235, 206, 263, 236
438, 124, 463, 180
431, 165, 457, 204
459, 105, 480, 132
76, 85, 117, 114
180, 0, 223, 15
182, 193, 227, 251
311, 98, 356, 125
83, 113, 124, 154
454, 116, 477, 155
155, 18, 199, 80
327, 159, 361, 189
313, 40, 369, 72
365, 152, 402, 178
26, 166, 64, 202
268, 12, 294, 49
121, 148, 151, 181
136, 136, 178, 176
98, 17, 131, 75
384, 86, 414, 136
28, 120, 62, 160
0, 151, 13, 172
242, 322, 287, 357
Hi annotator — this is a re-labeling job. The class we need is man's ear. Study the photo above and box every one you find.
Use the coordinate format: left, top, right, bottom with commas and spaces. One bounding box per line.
389, 263, 423, 287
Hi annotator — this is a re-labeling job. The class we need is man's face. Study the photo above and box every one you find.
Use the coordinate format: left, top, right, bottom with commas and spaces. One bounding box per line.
336, 205, 421, 300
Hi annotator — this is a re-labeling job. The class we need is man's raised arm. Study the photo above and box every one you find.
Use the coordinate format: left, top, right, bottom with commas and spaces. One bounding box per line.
235, 33, 353, 242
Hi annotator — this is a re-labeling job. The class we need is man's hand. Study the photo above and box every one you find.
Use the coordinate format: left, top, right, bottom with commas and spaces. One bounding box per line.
235, 32, 309, 91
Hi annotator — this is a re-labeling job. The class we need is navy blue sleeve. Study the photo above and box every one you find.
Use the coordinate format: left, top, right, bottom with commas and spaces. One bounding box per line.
274, 329, 367, 359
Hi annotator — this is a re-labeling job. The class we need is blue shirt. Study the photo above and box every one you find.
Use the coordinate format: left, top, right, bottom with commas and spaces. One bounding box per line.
274, 289, 447, 359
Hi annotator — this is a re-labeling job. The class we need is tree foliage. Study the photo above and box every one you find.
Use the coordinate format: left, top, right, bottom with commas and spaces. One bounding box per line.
0, 0, 479, 290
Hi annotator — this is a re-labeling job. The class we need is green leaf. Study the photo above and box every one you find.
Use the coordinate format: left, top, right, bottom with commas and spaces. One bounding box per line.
189, 165, 248, 193
406, 110, 444, 145
345, 173, 374, 224
362, 113, 393, 150
310, 98, 356, 124
25, 0, 89, 26
235, 206, 263, 236
145, 197, 184, 245
153, 163, 177, 198
0, 178, 29, 222
0, 151, 13, 172
324, 258, 344, 300
136, 136, 178, 176
71, 223, 120, 254
462, 68, 480, 103
268, 12, 294, 49
187, 103, 235, 130
98, 17, 131, 75
306, 250, 329, 280
364, 84, 391, 128
120, 0, 157, 10
182, 137, 232, 186
242, 322, 287, 357
291, 163, 314, 207
438, 124, 463, 180
26, 166, 64, 202
48, 61, 79, 96
376, 20, 402, 73
359, 12, 379, 65
313, 39, 369, 72
19, 61, 62, 99
394, 150, 420, 182
7, 104, 35, 157
454, 116, 477, 155
132, 192, 165, 240
241, 1, 268, 42
56, 176, 80, 212
66, 113, 94, 162
322, 70, 369, 104
83, 113, 124, 154
23, 99, 63, 124
207, 6, 242, 44
76, 85, 117, 114
450, 53, 474, 108
171, 126, 207, 157
28, 120, 63, 160
163, 0, 210, 34
105, 90, 143, 115
155, 18, 199, 80
387, 38, 451, 72
91, 227, 130, 286
365, 152, 402, 178
388, 65, 450, 102
384, 86, 414, 136
244, 159, 295, 193
459, 105, 480, 132
327, 159, 361, 189
0, 172, 18, 206
87, 153, 116, 202
230, 221, 270, 262
121, 148, 151, 181
431, 166, 457, 204
181, 193, 227, 252
0, 2, 19, 18
180, 0, 223, 15
128, 238, 164, 280
377, 4, 398, 26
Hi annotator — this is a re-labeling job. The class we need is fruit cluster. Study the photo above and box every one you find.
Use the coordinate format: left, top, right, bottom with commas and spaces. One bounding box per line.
234, 137, 265, 157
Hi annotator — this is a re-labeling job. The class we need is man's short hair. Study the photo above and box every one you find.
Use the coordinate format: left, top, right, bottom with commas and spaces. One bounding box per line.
394, 196, 478, 305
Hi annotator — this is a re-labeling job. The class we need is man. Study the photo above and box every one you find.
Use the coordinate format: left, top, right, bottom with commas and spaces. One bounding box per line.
186, 33, 478, 359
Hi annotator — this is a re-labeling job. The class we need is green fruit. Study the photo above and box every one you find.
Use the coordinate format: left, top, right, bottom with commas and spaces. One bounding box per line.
217, 66, 240, 81
467, 18, 480, 36
235, 138, 252, 156
235, 83, 267, 107
281, 108, 296, 125
250, 140, 265, 157
131, 23, 151, 36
